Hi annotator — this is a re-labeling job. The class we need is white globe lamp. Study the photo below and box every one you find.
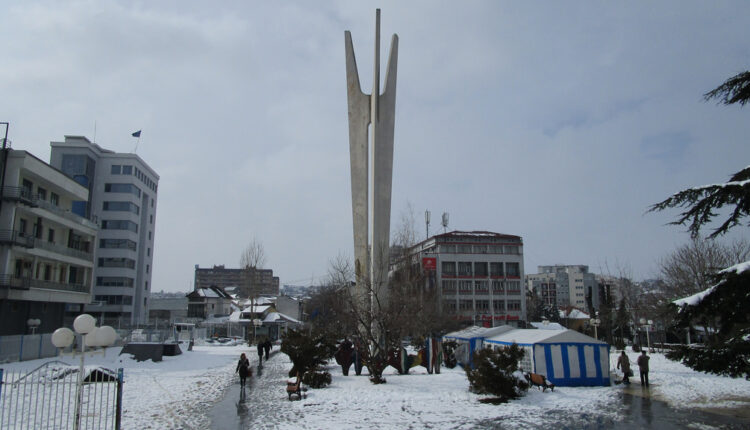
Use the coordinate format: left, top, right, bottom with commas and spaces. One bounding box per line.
73, 314, 96, 334
95, 326, 118, 346
51, 327, 75, 349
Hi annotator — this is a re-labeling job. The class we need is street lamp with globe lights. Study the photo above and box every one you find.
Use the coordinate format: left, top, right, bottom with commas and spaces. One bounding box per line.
639, 318, 653, 352
590, 314, 601, 340
51, 314, 118, 430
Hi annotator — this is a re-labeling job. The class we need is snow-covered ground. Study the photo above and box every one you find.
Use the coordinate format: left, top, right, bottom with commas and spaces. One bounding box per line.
2, 344, 749, 429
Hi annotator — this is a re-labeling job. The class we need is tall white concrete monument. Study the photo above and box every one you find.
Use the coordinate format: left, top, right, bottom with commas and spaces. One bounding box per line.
345, 9, 398, 305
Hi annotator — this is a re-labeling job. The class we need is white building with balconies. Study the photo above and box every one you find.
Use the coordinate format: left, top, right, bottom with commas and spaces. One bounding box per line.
0, 149, 98, 335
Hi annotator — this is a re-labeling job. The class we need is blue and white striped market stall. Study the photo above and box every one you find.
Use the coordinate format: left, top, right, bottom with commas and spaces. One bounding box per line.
485, 329, 610, 386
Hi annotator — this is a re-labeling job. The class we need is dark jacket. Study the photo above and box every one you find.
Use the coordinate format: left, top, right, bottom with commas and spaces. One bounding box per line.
236, 357, 251, 378
637, 354, 650, 372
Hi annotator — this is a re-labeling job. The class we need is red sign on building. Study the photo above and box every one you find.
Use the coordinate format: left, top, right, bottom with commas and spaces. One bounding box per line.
422, 257, 437, 271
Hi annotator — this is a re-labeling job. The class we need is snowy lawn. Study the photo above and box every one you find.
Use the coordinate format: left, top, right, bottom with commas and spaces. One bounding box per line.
4, 344, 750, 429
2, 343, 251, 430
275, 354, 620, 429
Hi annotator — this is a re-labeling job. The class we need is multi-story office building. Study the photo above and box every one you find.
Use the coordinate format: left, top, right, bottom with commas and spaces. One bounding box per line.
50, 136, 158, 325
408, 231, 526, 327
0, 149, 98, 335
194, 264, 280, 297
526, 265, 598, 312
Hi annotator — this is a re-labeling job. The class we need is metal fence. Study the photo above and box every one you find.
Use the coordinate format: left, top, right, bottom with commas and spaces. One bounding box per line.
0, 334, 59, 364
0, 363, 123, 429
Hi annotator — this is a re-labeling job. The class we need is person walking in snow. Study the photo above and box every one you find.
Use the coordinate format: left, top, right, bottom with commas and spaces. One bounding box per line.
616, 350, 631, 384
263, 339, 271, 360
235, 353, 251, 388
257, 339, 265, 367
637, 349, 650, 387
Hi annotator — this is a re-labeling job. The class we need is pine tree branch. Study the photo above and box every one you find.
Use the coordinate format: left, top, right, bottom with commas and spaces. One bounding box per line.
704, 70, 750, 106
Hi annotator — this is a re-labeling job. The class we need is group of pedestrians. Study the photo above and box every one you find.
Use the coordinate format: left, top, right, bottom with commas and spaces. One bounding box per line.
616, 349, 650, 387
235, 338, 274, 389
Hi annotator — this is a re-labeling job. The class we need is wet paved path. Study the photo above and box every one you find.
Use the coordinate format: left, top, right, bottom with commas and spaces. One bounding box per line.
209, 349, 294, 430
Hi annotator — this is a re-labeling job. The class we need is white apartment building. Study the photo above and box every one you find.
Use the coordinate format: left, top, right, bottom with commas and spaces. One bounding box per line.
0, 149, 97, 335
50, 136, 159, 325
409, 231, 526, 327
526, 265, 599, 312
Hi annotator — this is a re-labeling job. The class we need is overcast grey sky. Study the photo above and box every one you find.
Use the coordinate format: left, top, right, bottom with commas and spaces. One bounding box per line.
2, 1, 749, 292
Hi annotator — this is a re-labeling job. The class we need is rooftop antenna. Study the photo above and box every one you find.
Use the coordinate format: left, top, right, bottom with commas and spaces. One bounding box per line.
425, 210, 431, 239
441, 212, 449, 233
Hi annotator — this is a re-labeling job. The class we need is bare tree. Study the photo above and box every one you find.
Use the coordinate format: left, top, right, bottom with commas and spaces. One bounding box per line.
658, 236, 750, 299
240, 237, 267, 269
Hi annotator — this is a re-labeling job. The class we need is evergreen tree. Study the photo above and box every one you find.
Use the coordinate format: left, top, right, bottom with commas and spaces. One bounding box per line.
650, 69, 750, 378
465, 344, 529, 403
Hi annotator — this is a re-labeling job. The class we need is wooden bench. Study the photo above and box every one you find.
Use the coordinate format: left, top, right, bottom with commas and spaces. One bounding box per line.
286, 373, 302, 400
525, 372, 555, 392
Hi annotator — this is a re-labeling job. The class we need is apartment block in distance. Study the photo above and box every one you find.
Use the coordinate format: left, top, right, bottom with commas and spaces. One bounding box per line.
50, 136, 159, 326
526, 265, 599, 312
194, 264, 280, 298
409, 231, 526, 327
0, 149, 98, 335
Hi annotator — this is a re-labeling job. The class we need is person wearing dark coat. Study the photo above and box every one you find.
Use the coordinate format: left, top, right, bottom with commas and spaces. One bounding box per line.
616, 350, 631, 384
637, 350, 650, 387
257, 340, 265, 362
263, 339, 271, 360
235, 353, 251, 387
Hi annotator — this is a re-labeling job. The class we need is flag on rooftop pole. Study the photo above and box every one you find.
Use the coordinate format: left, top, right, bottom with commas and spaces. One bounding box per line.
132, 130, 142, 153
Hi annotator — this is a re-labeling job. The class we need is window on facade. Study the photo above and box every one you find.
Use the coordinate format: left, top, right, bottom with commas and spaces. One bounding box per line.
458, 262, 472, 276
111, 165, 121, 174
458, 280, 473, 293
504, 245, 519, 254
147, 248, 150, 256
441, 280, 456, 293
474, 262, 488, 277
440, 244, 455, 253
148, 231, 152, 240
22, 179, 33, 197
47, 228, 54, 243
104, 183, 141, 197
474, 280, 488, 293
146, 264, 149, 274
458, 300, 473, 310
473, 245, 487, 253
103, 201, 140, 214
50, 192, 59, 206
476, 300, 489, 311
101, 220, 138, 233
490, 262, 503, 277
506, 280, 521, 294
150, 215, 153, 224
122, 165, 133, 175
43, 264, 52, 281
441, 261, 455, 275
489, 245, 503, 254
96, 277, 135, 287
493, 300, 505, 311
457, 244, 472, 253
98, 258, 136, 269
492, 280, 504, 293
99, 238, 137, 250
506, 262, 520, 277
507, 300, 521, 311
37, 187, 47, 200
